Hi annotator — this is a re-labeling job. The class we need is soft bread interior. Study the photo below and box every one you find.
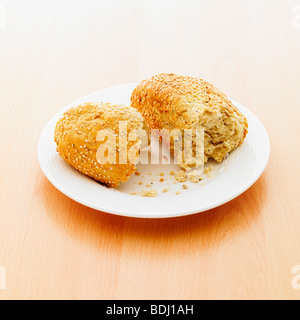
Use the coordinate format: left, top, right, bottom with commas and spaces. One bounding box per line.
199, 109, 246, 163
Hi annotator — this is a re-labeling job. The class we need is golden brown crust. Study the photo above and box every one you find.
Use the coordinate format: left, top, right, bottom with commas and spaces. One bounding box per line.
54, 102, 148, 188
131, 73, 248, 165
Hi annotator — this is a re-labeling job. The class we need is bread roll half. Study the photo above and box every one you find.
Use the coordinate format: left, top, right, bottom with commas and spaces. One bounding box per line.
131, 73, 248, 169
54, 103, 149, 187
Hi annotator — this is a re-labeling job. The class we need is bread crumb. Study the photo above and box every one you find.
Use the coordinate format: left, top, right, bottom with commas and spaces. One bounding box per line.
204, 165, 213, 177
162, 188, 169, 193
175, 170, 203, 184
145, 184, 152, 188
135, 172, 141, 176
176, 192, 181, 195
175, 171, 188, 183
189, 175, 203, 184
141, 190, 158, 197
138, 182, 143, 185
159, 173, 165, 177
170, 171, 175, 176
182, 184, 189, 190
131, 190, 158, 197
160, 178, 164, 183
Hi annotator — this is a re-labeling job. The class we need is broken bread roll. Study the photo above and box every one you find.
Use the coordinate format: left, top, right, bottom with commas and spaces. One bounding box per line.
54, 102, 149, 188
131, 73, 248, 169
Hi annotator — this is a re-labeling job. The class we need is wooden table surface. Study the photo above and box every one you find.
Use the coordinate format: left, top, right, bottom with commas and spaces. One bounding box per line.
0, 0, 300, 300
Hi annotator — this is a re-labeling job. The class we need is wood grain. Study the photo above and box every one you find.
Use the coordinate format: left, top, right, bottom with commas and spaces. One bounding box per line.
0, 0, 300, 300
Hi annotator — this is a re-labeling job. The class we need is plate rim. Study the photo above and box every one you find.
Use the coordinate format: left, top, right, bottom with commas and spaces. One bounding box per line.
38, 83, 271, 219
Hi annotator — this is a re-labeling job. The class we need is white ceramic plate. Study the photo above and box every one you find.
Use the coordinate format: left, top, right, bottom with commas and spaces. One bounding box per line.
38, 83, 270, 219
